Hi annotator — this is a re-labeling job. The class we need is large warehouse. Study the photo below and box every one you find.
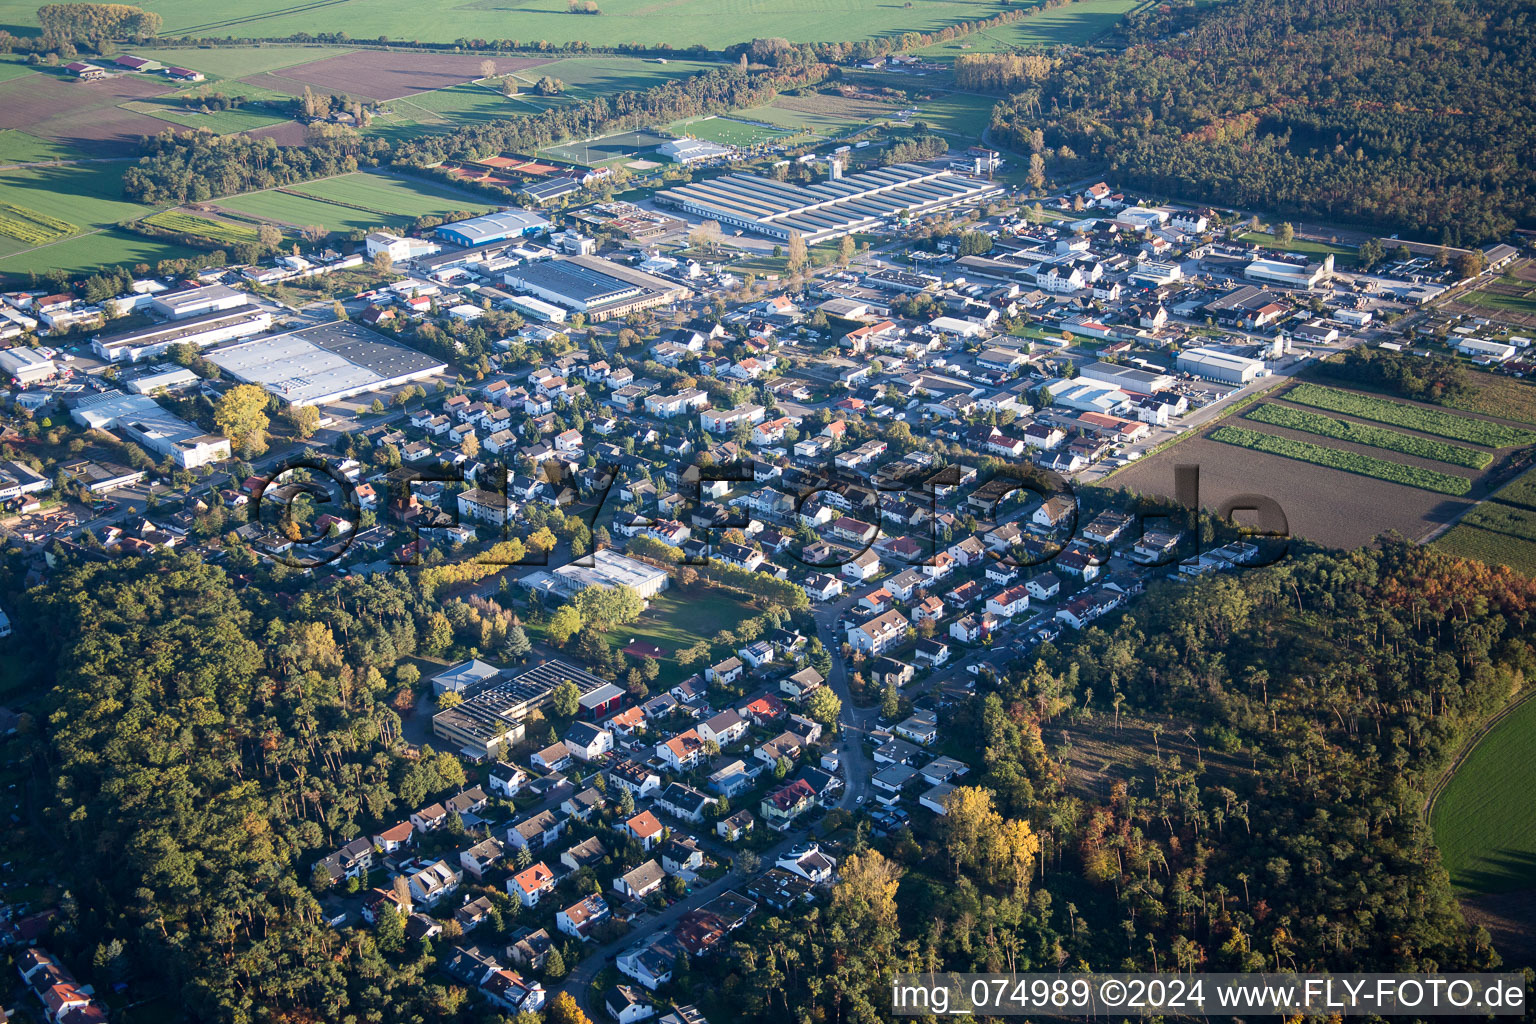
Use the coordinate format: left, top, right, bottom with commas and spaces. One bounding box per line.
1175, 346, 1267, 384
435, 208, 551, 247
432, 658, 614, 760
68, 390, 231, 468
206, 321, 446, 407
91, 304, 273, 363
503, 255, 693, 322
655, 162, 1001, 243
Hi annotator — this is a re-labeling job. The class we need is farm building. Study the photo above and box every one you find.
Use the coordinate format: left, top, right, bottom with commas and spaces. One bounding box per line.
435, 209, 550, 247
166, 66, 204, 82
1175, 347, 1266, 385
504, 255, 692, 321
658, 138, 734, 163
64, 61, 109, 80
655, 163, 1001, 243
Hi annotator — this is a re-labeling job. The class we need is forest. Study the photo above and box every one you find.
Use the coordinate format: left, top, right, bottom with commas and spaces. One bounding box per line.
992, 0, 1536, 243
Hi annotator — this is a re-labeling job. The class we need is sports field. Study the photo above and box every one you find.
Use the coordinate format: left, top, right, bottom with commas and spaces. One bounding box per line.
1432, 696, 1536, 893
540, 129, 668, 166
0, 0, 1022, 48
669, 116, 791, 147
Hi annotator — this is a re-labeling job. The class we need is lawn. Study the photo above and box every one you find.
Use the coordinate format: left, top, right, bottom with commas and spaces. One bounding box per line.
1246, 402, 1494, 469
0, 129, 90, 165
1238, 230, 1359, 268
600, 584, 757, 689
1432, 696, 1536, 892
1285, 383, 1536, 448
0, 162, 165, 277
388, 83, 523, 129
0, 0, 1023, 47
916, 0, 1141, 57
1209, 425, 1473, 496
727, 102, 871, 138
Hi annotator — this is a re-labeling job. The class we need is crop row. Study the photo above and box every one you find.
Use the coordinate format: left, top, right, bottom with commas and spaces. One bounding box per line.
0, 202, 76, 245
1245, 403, 1493, 469
1285, 383, 1536, 448
143, 211, 260, 245
1210, 425, 1473, 496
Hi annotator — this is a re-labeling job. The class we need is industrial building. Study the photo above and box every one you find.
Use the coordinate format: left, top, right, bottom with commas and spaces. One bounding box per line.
505, 294, 568, 324
432, 659, 614, 760
1175, 347, 1267, 384
68, 390, 231, 468
434, 209, 551, 247
91, 305, 273, 363
365, 231, 441, 262
151, 283, 249, 320
205, 320, 446, 407
520, 176, 583, 206
657, 138, 734, 163
655, 163, 1001, 243
1245, 254, 1334, 289
503, 255, 693, 322
1078, 361, 1174, 396
519, 548, 671, 601
124, 364, 199, 394
0, 347, 57, 386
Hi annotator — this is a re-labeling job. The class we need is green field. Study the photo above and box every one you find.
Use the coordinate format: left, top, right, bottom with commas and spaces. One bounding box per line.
143, 210, 261, 245
539, 129, 669, 166
0, 227, 202, 277
0, 0, 1021, 47
128, 45, 357, 79
0, 163, 163, 275
1246, 402, 1494, 469
127, 100, 294, 134
0, 59, 39, 84
1432, 696, 1536, 893
1210, 425, 1474, 496
1435, 465, 1536, 575
216, 173, 489, 233
507, 56, 720, 102
916, 0, 1141, 58
0, 130, 91, 165
287, 173, 491, 218
1285, 383, 1536, 448
1237, 230, 1358, 267
911, 91, 997, 139
1457, 275, 1536, 317
729, 102, 871, 138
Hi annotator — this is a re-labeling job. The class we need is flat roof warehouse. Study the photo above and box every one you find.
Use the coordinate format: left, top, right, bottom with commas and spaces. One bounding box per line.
206, 321, 446, 407
656, 162, 1002, 243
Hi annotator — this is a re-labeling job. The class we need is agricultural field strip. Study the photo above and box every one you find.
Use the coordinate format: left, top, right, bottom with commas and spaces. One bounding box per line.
143, 210, 258, 244
1245, 402, 1493, 469
0, 201, 76, 244
1285, 382, 1536, 448
1209, 425, 1473, 496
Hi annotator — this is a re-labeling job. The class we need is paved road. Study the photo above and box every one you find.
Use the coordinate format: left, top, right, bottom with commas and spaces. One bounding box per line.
810, 594, 878, 811
562, 831, 806, 1019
